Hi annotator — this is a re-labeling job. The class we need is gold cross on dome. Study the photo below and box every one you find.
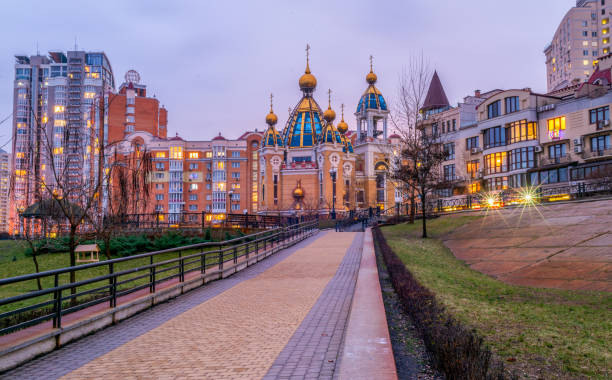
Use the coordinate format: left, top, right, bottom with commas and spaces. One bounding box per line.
341, 103, 345, 118
270, 93, 273, 111
369, 55, 373, 71
306, 44, 310, 63
328, 88, 332, 107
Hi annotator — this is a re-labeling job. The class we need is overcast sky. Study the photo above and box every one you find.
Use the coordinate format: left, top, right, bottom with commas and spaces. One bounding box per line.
0, 0, 575, 147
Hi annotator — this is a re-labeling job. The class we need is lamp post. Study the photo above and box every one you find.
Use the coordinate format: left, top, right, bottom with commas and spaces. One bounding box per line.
329, 169, 336, 220
227, 189, 234, 217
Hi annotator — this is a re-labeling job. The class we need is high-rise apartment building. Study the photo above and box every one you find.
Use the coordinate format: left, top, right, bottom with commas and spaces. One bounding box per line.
545, 0, 611, 92
106, 70, 168, 144
0, 149, 10, 233
10, 51, 115, 234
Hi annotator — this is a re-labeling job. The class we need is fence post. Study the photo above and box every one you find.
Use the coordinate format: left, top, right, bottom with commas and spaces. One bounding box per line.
179, 250, 184, 282
201, 211, 205, 233
53, 273, 61, 328
233, 246, 238, 264
201, 249, 206, 274
246, 242, 250, 260
149, 255, 154, 293
218, 248, 223, 271
109, 262, 116, 308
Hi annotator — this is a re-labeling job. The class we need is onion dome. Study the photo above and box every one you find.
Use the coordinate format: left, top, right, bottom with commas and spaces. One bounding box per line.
337, 104, 348, 134
263, 93, 283, 147
299, 45, 317, 93
265, 93, 278, 127
323, 89, 336, 122
319, 122, 343, 145
293, 180, 304, 200
356, 56, 387, 113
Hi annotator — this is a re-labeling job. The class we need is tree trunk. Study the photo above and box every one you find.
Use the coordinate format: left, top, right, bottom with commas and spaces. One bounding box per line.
421, 191, 427, 238
32, 252, 42, 291
409, 193, 416, 224
104, 234, 112, 260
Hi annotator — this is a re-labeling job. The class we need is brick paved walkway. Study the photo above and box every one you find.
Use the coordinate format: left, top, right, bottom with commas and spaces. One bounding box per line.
0, 233, 323, 380
263, 233, 363, 380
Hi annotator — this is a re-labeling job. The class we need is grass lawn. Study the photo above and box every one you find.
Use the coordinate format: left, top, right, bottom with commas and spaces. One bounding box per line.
381, 215, 612, 379
0, 240, 30, 263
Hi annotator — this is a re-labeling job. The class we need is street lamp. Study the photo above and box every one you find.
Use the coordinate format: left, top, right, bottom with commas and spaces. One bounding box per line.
329, 169, 337, 220
227, 190, 234, 216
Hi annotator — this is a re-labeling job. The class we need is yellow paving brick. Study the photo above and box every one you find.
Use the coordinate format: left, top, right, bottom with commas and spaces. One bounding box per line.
61, 232, 355, 380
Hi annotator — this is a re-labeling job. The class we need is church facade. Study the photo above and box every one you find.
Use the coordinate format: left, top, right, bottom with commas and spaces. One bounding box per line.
258, 52, 401, 216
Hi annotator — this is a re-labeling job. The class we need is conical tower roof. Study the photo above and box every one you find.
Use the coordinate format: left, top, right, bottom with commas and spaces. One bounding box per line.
421, 71, 450, 112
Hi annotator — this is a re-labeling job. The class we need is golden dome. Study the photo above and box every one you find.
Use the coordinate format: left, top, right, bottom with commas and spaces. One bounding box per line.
299, 65, 317, 91
323, 107, 336, 123
266, 111, 278, 126
366, 70, 377, 85
337, 104, 348, 134
293, 181, 304, 199
265, 93, 278, 126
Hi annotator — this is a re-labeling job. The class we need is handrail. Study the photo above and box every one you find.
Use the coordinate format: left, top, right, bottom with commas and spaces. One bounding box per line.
0, 220, 318, 335
0, 224, 296, 286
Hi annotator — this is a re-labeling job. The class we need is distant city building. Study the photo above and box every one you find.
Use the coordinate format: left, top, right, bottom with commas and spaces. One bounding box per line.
118, 131, 263, 222
0, 149, 10, 233
10, 50, 115, 234
105, 70, 168, 144
545, 0, 611, 92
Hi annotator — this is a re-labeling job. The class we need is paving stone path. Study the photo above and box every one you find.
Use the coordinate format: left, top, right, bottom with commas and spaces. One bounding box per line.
1, 233, 321, 380
263, 233, 363, 380
1, 231, 372, 380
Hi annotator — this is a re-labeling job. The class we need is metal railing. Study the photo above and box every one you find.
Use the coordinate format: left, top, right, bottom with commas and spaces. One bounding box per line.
0, 221, 318, 335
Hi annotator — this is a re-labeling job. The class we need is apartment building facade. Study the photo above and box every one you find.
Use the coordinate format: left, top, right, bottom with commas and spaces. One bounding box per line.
545, 0, 611, 92
117, 130, 263, 223
10, 51, 114, 234
0, 149, 10, 233
426, 66, 612, 206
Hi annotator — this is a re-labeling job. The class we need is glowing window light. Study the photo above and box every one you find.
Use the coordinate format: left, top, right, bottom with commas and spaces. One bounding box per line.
54, 105, 65, 113
156, 152, 167, 158
188, 152, 199, 159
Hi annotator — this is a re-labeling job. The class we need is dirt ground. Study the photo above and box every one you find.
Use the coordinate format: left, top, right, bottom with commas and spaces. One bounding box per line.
443, 199, 612, 292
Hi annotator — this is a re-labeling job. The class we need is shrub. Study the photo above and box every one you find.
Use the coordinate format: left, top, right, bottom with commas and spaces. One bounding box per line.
372, 227, 514, 380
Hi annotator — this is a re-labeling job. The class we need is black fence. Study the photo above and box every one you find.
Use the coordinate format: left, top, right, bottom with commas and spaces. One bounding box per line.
0, 221, 318, 335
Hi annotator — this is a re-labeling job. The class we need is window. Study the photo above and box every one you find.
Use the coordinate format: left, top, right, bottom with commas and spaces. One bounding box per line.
273, 174, 278, 205
583, 21, 588, 27
443, 164, 455, 181
155, 173, 164, 179
126, 115, 135, 123
189, 163, 198, 170
547, 116, 566, 139
189, 173, 198, 180
231, 193, 240, 201
155, 183, 164, 189
508, 173, 528, 188
508, 120, 537, 143
584, 50, 590, 56
231, 172, 240, 179
155, 163, 164, 170
231, 162, 240, 168
483, 126, 506, 149
170, 146, 183, 159
589, 106, 609, 125
443, 143, 455, 160
156, 152, 166, 158
484, 152, 508, 175
190, 183, 198, 190
505, 96, 519, 114
156, 194, 164, 201
206, 183, 211, 190
532, 168, 568, 184
231, 151, 240, 158
591, 135, 611, 152
206, 195, 211, 201
189, 204, 197, 211
466, 160, 480, 178
582, 31, 588, 37
188, 152, 199, 159
548, 144, 566, 159
189, 194, 198, 201
509, 147, 535, 171
571, 162, 612, 180
452, 119, 456, 131
432, 123, 439, 136
486, 176, 508, 191
466, 136, 479, 150
487, 100, 501, 119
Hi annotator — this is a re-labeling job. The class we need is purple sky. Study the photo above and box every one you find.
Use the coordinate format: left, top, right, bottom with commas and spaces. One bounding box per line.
0, 0, 574, 146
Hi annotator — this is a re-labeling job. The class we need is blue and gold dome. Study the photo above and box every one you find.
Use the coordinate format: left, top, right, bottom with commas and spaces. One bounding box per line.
318, 92, 342, 145
263, 94, 283, 148
356, 60, 387, 112
341, 134, 354, 153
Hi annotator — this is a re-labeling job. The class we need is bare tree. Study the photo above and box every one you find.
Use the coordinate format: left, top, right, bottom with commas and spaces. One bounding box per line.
389, 53, 433, 223
389, 131, 448, 238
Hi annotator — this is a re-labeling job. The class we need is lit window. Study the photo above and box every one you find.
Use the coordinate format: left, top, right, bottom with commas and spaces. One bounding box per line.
90, 72, 100, 78
205, 151, 212, 158
190, 184, 198, 190
603, 28, 609, 35
54, 105, 65, 113
15, 170, 26, 176
583, 59, 590, 66
547, 116, 566, 139
169, 146, 183, 159
53, 147, 63, 154
188, 152, 199, 159
84, 92, 96, 99
16, 152, 24, 158
155, 152, 166, 158
603, 18, 609, 25
583, 41, 589, 47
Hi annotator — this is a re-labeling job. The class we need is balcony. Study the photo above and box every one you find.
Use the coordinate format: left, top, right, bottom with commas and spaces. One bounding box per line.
539, 154, 573, 167
583, 148, 612, 160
